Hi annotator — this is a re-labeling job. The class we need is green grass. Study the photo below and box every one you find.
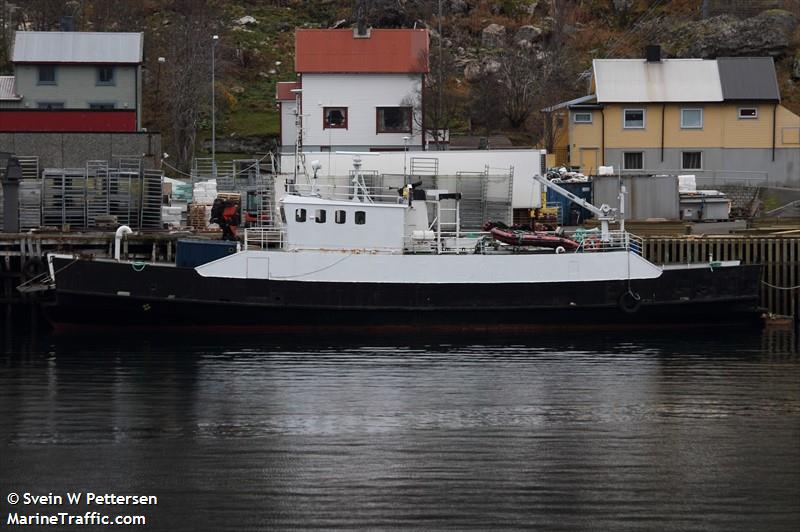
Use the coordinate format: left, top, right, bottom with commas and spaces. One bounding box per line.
224, 109, 279, 137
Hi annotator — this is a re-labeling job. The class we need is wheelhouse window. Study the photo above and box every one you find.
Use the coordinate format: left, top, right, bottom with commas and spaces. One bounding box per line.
295, 208, 306, 222
315, 209, 326, 223
681, 108, 703, 129
97, 66, 115, 85
355, 211, 366, 225
37, 66, 56, 85
323, 107, 347, 129
738, 107, 758, 119
37, 102, 64, 109
89, 102, 115, 110
623, 109, 645, 129
573, 112, 592, 124
335, 210, 346, 224
377, 107, 412, 133
681, 151, 702, 170
623, 152, 644, 170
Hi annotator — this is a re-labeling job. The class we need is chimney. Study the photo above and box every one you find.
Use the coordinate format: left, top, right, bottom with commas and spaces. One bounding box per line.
59, 16, 74, 32
354, 18, 371, 38
646, 45, 661, 63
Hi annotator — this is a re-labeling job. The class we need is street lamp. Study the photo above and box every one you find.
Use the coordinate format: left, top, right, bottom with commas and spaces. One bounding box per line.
403, 136, 410, 185
155, 57, 165, 109
211, 34, 219, 175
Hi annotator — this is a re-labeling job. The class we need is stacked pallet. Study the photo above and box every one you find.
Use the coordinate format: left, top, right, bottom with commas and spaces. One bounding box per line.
19, 181, 42, 230
187, 204, 211, 230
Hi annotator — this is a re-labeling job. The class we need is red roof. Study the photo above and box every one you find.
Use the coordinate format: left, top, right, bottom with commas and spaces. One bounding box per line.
276, 81, 301, 101
295, 29, 429, 74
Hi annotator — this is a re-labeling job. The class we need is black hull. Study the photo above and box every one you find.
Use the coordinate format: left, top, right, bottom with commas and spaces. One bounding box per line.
46, 259, 764, 333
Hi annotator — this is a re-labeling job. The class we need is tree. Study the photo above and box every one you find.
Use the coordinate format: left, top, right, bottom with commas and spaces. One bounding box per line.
468, 69, 504, 137
158, 0, 222, 171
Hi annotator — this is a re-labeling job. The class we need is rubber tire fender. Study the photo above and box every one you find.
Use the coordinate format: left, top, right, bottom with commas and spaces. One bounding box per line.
618, 290, 642, 314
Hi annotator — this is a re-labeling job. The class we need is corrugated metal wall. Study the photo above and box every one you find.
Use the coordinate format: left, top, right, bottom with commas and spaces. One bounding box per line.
592, 175, 679, 220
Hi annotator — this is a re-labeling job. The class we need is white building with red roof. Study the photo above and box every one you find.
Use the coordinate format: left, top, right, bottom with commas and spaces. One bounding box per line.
276, 27, 429, 154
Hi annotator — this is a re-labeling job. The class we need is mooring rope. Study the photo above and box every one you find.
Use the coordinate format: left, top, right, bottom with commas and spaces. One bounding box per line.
761, 280, 800, 291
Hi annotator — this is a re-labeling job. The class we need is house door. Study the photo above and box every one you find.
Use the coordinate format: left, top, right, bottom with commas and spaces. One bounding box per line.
579, 148, 599, 176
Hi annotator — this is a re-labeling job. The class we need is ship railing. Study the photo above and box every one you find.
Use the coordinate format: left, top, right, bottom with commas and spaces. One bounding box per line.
404, 231, 488, 255
571, 230, 643, 254
402, 229, 644, 255
290, 183, 401, 203
244, 227, 284, 249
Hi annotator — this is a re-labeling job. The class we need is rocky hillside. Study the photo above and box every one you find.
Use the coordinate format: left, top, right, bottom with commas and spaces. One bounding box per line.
3, 0, 799, 163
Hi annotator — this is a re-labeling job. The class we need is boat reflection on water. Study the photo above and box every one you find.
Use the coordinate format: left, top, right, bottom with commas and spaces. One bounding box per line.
1, 324, 798, 531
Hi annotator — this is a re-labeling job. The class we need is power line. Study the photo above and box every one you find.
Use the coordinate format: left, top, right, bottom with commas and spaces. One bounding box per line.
603, 0, 667, 59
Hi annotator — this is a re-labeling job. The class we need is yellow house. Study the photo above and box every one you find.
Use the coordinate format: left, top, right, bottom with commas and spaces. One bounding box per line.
552, 51, 800, 185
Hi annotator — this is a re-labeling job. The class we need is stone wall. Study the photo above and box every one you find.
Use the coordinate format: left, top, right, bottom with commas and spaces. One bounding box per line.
0, 132, 161, 171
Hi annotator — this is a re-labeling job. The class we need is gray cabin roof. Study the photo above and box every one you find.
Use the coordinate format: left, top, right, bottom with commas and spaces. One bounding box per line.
12, 31, 143, 64
717, 57, 780, 101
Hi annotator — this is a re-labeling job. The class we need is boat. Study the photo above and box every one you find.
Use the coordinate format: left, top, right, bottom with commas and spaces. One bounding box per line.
42, 175, 763, 333
484, 222, 580, 251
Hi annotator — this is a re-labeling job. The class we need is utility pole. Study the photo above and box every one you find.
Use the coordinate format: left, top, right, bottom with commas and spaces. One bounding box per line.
211, 34, 219, 176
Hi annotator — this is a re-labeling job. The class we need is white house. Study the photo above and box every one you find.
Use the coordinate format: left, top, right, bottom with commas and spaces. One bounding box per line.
276, 27, 429, 154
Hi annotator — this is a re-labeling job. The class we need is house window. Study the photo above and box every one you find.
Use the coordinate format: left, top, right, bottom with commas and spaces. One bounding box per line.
623, 109, 645, 129
36, 102, 64, 109
355, 211, 366, 225
323, 107, 347, 129
37, 66, 56, 85
89, 102, 115, 110
295, 208, 306, 222
315, 209, 326, 223
97, 66, 115, 85
738, 107, 758, 119
377, 107, 412, 133
335, 210, 346, 224
623, 152, 644, 170
573, 112, 592, 123
682, 151, 702, 170
681, 108, 703, 129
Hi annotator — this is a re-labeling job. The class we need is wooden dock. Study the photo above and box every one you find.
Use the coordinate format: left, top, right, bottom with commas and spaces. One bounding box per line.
642, 235, 800, 318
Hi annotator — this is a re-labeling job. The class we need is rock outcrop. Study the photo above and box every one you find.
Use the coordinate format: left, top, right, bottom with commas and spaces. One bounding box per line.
482, 23, 506, 48
660, 9, 798, 58
515, 25, 543, 44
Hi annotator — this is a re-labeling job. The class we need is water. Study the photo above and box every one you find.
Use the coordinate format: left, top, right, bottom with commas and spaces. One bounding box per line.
1, 327, 799, 531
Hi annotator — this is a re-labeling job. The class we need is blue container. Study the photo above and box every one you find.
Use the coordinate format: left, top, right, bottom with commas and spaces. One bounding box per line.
545, 182, 594, 226
176, 239, 238, 268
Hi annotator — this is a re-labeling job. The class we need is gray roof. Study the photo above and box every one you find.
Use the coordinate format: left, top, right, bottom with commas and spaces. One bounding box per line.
0, 76, 20, 100
593, 59, 723, 103
717, 57, 779, 101
12, 31, 143, 64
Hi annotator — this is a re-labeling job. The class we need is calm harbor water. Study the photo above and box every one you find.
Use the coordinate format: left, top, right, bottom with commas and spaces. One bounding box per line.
1, 325, 799, 531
